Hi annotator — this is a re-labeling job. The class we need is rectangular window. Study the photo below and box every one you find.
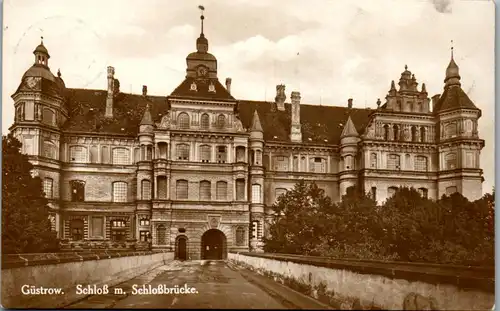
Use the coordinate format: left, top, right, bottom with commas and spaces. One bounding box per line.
139, 231, 149, 242
251, 184, 261, 204
200, 145, 211, 162
236, 179, 245, 201
371, 186, 377, 201
70, 146, 87, 163
314, 157, 326, 173
216, 146, 227, 163
91, 216, 104, 237
414, 156, 428, 171
71, 181, 85, 202
112, 182, 128, 202
176, 144, 189, 161
199, 181, 211, 200
157, 176, 167, 199
43, 178, 53, 199
23, 137, 34, 155
370, 153, 377, 168
387, 154, 401, 170
140, 219, 150, 226
25, 102, 34, 121
111, 220, 126, 241
112, 148, 130, 165
141, 180, 151, 200
274, 156, 288, 171
176, 180, 188, 199
418, 188, 428, 199
216, 181, 228, 200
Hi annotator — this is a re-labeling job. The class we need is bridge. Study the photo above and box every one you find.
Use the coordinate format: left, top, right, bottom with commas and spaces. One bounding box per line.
2, 251, 494, 310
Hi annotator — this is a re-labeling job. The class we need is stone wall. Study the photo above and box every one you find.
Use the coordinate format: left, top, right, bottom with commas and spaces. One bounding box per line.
2, 250, 174, 309
229, 252, 494, 310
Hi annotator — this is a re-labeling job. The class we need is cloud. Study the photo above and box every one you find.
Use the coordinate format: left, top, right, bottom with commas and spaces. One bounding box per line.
432, 0, 452, 13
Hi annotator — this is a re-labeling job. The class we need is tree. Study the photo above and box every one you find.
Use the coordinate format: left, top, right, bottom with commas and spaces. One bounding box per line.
2, 134, 58, 253
263, 180, 334, 255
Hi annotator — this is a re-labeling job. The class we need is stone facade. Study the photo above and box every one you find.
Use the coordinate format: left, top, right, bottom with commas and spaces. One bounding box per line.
10, 16, 484, 258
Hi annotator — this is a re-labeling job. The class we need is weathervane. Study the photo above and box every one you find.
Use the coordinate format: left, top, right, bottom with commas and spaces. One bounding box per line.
451, 40, 454, 59
198, 5, 205, 34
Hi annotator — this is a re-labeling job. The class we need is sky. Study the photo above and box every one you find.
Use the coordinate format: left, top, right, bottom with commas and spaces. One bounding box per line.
2, 0, 495, 192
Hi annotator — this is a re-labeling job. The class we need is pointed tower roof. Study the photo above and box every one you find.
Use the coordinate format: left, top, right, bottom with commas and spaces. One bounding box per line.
140, 103, 154, 125
340, 115, 359, 138
250, 109, 263, 132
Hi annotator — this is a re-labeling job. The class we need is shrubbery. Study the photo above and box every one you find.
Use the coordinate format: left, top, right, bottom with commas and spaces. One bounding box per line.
263, 181, 494, 266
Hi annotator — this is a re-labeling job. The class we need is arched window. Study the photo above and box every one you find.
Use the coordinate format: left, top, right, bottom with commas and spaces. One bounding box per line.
199, 145, 211, 162
387, 154, 401, 170
90, 145, 98, 163
216, 181, 228, 200
411, 126, 418, 142
112, 182, 128, 202
42, 108, 55, 125
236, 227, 245, 246
177, 112, 190, 129
199, 180, 211, 201
69, 146, 87, 163
414, 156, 428, 171
176, 144, 190, 161
112, 148, 130, 165
43, 140, 56, 159
70, 219, 84, 241
387, 186, 398, 197
300, 156, 306, 171
445, 153, 457, 170
251, 184, 261, 204
157, 225, 166, 245
420, 126, 426, 142
70, 180, 85, 202
370, 153, 377, 168
217, 114, 226, 128
384, 124, 390, 140
393, 125, 399, 141
200, 113, 210, 130
176, 180, 188, 199
43, 178, 53, 198
141, 180, 151, 200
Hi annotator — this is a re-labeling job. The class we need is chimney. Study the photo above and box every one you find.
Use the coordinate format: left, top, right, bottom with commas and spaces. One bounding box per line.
225, 78, 232, 94
275, 84, 286, 111
105, 66, 115, 118
348, 98, 353, 109
290, 91, 302, 142
142, 85, 148, 96
431, 94, 440, 111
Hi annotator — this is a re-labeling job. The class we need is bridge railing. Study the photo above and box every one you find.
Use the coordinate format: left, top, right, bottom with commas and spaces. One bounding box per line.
1, 250, 169, 269
229, 252, 495, 293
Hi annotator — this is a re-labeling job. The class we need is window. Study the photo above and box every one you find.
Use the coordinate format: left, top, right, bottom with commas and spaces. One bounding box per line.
465, 119, 473, 134
112, 148, 130, 165
69, 146, 87, 163
255, 150, 262, 165
445, 153, 457, 170
141, 180, 151, 200
236, 146, 246, 162
393, 125, 399, 141
387, 154, 401, 170
139, 231, 150, 242
16, 104, 23, 121
274, 156, 288, 171
91, 216, 104, 237
42, 108, 55, 125
112, 182, 128, 202
420, 126, 426, 142
251, 184, 261, 204
236, 179, 245, 201
251, 221, 259, 239
200, 180, 211, 200
157, 225, 166, 244
140, 218, 150, 226
176, 180, 188, 200
370, 187, 377, 201
157, 176, 167, 199
133, 147, 140, 163
275, 188, 287, 202
101, 146, 110, 164
384, 124, 390, 140
216, 146, 227, 163
414, 156, 428, 171
343, 156, 352, 171
466, 152, 475, 168
22, 137, 34, 155
370, 153, 377, 168
158, 142, 168, 159
43, 178, 53, 199
176, 144, 189, 160
445, 123, 457, 138
217, 114, 226, 128
293, 156, 299, 171
446, 186, 457, 196
43, 141, 56, 159
200, 145, 211, 162
216, 181, 228, 200
146, 146, 153, 160
70, 180, 85, 202
411, 126, 418, 142
177, 112, 190, 129
70, 219, 84, 241
418, 188, 428, 199
387, 187, 398, 197
200, 113, 210, 130
90, 145, 98, 163
300, 156, 306, 171
110, 220, 126, 241
25, 102, 34, 120
236, 227, 245, 246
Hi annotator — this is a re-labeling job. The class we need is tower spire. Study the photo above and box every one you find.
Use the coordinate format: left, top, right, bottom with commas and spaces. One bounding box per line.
198, 5, 205, 35
451, 39, 454, 59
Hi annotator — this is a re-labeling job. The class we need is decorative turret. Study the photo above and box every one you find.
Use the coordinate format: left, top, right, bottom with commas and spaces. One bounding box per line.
139, 103, 154, 133
250, 110, 263, 139
290, 91, 302, 143
275, 85, 286, 111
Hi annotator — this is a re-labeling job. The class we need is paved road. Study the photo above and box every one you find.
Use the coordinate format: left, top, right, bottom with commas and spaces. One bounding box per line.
66, 260, 328, 309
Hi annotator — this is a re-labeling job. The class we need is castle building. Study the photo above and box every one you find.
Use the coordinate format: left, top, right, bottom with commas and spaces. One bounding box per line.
10, 12, 484, 259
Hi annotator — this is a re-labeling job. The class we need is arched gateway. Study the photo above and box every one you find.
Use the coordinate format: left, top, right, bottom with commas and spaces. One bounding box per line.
201, 229, 227, 260
175, 236, 188, 260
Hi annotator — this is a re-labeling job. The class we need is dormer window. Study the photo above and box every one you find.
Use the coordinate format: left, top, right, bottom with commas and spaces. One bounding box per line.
208, 83, 216, 93
190, 82, 197, 91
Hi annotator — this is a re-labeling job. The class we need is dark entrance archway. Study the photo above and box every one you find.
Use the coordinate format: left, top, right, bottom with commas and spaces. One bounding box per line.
175, 236, 188, 260
201, 229, 227, 260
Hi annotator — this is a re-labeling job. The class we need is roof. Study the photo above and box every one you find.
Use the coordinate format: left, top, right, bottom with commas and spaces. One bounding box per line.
340, 116, 359, 138
433, 86, 479, 113
61, 88, 372, 144
170, 77, 235, 101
